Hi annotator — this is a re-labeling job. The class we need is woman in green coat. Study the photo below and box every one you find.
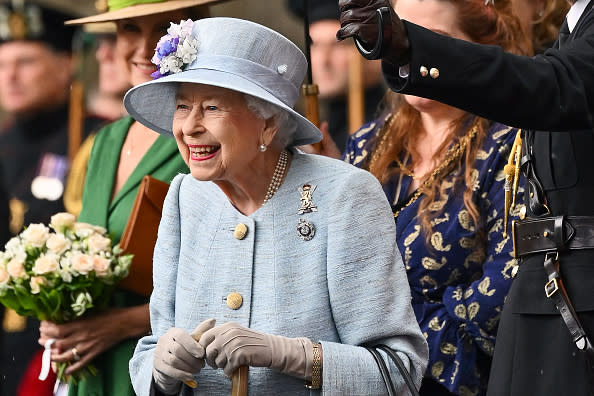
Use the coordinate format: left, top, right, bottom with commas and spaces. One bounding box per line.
37, 1, 220, 395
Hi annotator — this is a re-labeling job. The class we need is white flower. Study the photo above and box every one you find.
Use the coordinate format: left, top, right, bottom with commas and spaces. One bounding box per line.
167, 19, 194, 37
73, 222, 106, 238
0, 263, 9, 284
71, 292, 93, 316
176, 36, 198, 64
32, 253, 60, 275
30, 276, 46, 294
46, 233, 71, 255
21, 224, 50, 248
50, 212, 76, 231
71, 253, 94, 275
87, 234, 111, 254
160, 55, 184, 75
5, 236, 22, 254
7, 257, 27, 279
59, 256, 73, 283
92, 255, 110, 277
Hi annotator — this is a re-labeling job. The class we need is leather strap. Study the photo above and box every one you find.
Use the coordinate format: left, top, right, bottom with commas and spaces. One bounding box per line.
376, 345, 420, 396
542, 253, 594, 395
520, 130, 551, 216
366, 347, 396, 396
511, 215, 594, 258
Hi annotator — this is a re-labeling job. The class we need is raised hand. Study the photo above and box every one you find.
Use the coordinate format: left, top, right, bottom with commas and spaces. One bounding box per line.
337, 0, 410, 65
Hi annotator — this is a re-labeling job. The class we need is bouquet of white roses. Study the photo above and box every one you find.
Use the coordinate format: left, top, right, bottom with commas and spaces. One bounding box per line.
0, 212, 132, 383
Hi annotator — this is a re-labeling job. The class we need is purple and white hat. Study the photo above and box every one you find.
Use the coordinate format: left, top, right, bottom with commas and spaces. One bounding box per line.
124, 17, 322, 146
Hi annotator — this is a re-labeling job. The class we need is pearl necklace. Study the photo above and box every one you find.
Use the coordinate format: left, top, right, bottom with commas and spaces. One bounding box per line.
263, 150, 288, 204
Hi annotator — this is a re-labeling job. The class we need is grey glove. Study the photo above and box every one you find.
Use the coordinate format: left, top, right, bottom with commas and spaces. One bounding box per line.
152, 318, 216, 394
199, 322, 313, 378
336, 0, 410, 65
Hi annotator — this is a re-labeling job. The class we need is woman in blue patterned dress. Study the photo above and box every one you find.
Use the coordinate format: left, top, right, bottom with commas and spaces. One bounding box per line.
343, 0, 530, 394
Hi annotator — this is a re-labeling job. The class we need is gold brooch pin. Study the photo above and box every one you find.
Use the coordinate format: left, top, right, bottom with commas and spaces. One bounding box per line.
298, 184, 317, 214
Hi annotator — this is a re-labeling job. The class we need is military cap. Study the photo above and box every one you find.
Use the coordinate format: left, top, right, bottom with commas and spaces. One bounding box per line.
0, 1, 76, 52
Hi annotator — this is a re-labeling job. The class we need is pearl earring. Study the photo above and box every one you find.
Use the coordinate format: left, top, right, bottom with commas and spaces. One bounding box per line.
260, 144, 267, 152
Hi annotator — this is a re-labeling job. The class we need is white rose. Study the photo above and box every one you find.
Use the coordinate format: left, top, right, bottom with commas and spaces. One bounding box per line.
7, 258, 27, 279
73, 222, 106, 238
71, 253, 94, 275
21, 224, 50, 248
30, 276, 46, 294
50, 212, 76, 231
5, 236, 21, 253
46, 233, 71, 255
73, 222, 95, 238
32, 254, 59, 275
0, 264, 9, 284
87, 234, 111, 254
92, 255, 110, 277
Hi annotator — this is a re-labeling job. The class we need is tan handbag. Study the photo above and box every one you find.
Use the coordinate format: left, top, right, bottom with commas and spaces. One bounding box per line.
118, 175, 169, 297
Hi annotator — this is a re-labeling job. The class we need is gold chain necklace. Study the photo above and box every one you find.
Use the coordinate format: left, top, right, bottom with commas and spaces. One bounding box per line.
393, 123, 479, 218
263, 150, 288, 204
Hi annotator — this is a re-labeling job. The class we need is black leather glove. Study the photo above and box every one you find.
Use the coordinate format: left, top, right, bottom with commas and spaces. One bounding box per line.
336, 0, 410, 66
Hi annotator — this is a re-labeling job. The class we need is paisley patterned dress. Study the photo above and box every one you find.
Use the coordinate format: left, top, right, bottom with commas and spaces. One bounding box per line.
344, 117, 523, 396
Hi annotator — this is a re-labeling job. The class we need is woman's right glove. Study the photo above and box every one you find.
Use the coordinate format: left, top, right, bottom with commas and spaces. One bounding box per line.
336, 0, 410, 65
152, 318, 216, 394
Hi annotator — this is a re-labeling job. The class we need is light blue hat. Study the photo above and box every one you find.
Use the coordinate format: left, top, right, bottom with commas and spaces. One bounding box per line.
124, 17, 322, 146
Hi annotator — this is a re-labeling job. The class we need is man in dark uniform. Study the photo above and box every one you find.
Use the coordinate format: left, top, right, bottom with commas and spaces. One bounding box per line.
0, 2, 105, 394
337, 0, 594, 395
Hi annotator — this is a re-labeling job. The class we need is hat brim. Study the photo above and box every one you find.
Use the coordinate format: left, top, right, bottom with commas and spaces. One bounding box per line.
124, 69, 322, 146
65, 0, 223, 25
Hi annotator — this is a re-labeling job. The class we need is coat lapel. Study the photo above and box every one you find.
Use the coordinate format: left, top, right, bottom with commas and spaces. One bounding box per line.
109, 135, 181, 210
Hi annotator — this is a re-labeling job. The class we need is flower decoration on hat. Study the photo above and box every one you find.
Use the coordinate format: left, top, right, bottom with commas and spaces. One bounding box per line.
151, 19, 198, 79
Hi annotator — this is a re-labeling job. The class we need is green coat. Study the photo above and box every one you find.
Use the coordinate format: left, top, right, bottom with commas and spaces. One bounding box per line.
70, 116, 188, 396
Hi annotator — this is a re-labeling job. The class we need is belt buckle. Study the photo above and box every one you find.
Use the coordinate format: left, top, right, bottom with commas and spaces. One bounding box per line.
545, 278, 559, 298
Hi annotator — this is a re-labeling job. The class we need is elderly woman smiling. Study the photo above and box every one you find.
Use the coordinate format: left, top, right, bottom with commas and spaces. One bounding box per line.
125, 17, 428, 395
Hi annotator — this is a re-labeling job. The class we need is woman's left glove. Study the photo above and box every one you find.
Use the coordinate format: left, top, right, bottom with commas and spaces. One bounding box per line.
199, 322, 313, 378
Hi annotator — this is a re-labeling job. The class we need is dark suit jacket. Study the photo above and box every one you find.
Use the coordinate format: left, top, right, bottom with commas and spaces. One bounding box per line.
383, 5, 594, 131
382, 4, 594, 395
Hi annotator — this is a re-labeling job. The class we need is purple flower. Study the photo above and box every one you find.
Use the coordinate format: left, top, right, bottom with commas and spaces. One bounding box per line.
151, 19, 199, 80
151, 70, 165, 79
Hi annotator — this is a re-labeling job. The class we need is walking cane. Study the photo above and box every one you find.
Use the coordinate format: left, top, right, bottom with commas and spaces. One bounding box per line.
301, 0, 323, 152
185, 332, 249, 395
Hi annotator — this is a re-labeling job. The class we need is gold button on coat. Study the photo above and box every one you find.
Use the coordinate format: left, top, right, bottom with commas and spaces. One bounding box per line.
420, 66, 428, 77
226, 292, 243, 310
233, 223, 248, 240
430, 67, 439, 79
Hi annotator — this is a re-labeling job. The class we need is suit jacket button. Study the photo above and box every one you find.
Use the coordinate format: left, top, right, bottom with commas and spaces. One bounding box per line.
233, 223, 248, 240
420, 66, 428, 77
430, 67, 439, 79
226, 292, 243, 310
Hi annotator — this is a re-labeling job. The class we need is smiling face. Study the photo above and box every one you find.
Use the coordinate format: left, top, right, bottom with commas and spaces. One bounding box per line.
115, 10, 188, 87
395, 0, 471, 115
172, 83, 279, 184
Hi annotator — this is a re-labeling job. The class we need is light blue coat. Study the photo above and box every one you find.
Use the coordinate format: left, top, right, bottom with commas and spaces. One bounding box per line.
129, 150, 428, 395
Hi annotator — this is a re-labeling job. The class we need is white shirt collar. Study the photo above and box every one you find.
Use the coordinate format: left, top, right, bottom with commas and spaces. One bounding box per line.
566, 0, 590, 32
